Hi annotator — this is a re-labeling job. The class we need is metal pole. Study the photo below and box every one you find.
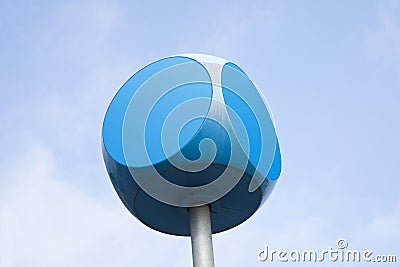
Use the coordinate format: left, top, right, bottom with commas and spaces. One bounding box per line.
189, 205, 215, 267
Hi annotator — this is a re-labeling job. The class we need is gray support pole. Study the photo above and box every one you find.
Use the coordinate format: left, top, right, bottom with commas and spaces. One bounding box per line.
189, 205, 215, 267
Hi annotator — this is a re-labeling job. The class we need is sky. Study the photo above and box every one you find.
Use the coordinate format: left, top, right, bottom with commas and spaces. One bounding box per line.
0, 0, 399, 266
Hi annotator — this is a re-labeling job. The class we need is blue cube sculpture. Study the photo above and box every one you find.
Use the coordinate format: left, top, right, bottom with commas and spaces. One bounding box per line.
102, 54, 281, 236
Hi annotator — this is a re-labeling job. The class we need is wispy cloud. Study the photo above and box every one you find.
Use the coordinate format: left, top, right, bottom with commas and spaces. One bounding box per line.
0, 141, 191, 266
364, 0, 400, 82
1, 1, 399, 266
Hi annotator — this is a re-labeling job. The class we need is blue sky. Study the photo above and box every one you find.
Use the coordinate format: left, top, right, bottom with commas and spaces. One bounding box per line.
0, 0, 399, 266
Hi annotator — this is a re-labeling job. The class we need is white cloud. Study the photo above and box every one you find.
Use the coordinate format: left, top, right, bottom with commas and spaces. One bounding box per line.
1, 1, 400, 266
0, 2, 191, 266
353, 199, 400, 249
203, 4, 278, 61
0, 141, 192, 267
364, 0, 400, 82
